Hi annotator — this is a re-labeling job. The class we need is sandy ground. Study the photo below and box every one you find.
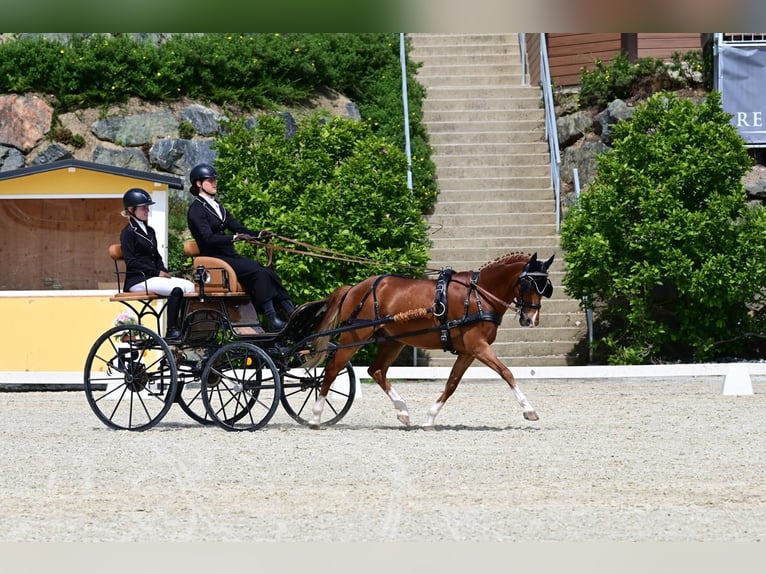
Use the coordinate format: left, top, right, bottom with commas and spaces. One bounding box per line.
1, 376, 765, 545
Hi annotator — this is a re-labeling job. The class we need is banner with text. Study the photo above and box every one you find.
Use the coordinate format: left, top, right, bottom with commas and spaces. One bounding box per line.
718, 44, 766, 145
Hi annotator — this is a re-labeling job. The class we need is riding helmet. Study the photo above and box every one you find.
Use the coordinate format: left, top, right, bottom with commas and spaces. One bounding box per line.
122, 187, 155, 208
189, 163, 218, 188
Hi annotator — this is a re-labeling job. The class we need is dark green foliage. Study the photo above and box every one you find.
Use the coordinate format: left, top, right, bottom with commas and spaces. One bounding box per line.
560, 91, 766, 363
214, 115, 430, 363
578, 53, 684, 110
214, 114, 430, 304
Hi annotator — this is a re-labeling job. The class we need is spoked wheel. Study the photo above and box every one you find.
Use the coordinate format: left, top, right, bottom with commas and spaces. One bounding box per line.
173, 346, 215, 426
280, 346, 356, 426
83, 324, 177, 431
200, 342, 282, 431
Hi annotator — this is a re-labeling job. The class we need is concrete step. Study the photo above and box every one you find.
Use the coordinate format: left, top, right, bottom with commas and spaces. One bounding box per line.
432, 153, 550, 168
424, 109, 544, 123
428, 131, 546, 145
431, 141, 549, 155
436, 176, 552, 190
426, 339, 583, 365
421, 85, 542, 100
428, 244, 561, 263
409, 33, 520, 47
415, 74, 524, 87
436, 165, 550, 179
427, 212, 556, 226
412, 54, 523, 68
424, 97, 542, 112
431, 187, 554, 200
410, 43, 521, 58
428, 198, 553, 213
428, 222, 556, 237
426, 119, 545, 133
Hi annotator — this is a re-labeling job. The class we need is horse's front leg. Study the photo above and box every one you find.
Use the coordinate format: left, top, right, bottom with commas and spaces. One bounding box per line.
475, 347, 538, 421
368, 341, 410, 426
423, 354, 474, 429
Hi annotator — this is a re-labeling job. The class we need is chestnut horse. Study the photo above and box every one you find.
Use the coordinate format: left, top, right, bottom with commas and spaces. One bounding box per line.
307, 251, 555, 429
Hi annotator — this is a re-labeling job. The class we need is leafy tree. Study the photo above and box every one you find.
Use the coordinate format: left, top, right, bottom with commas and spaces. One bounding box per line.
560, 91, 766, 363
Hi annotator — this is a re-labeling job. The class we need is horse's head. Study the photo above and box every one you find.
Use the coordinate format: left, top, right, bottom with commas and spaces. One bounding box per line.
514, 252, 555, 327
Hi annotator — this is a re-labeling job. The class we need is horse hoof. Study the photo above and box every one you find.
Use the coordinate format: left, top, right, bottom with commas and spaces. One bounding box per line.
397, 413, 410, 426
523, 411, 539, 422
309, 423, 321, 430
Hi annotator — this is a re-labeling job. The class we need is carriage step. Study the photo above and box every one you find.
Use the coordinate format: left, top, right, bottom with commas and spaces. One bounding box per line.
233, 325, 266, 336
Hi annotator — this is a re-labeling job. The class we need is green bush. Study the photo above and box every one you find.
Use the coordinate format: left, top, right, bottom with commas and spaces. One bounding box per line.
212, 114, 430, 362
578, 53, 680, 110
560, 91, 766, 363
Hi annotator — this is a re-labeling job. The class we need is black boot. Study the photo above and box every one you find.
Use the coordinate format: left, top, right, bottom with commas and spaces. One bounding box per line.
280, 299, 296, 317
164, 287, 183, 343
262, 299, 286, 332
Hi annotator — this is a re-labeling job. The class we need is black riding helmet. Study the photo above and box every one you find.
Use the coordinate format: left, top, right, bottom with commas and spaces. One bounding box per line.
123, 187, 155, 208
189, 163, 217, 196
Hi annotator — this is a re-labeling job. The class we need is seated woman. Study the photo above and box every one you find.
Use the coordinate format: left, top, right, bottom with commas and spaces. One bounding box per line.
120, 187, 195, 342
186, 163, 295, 332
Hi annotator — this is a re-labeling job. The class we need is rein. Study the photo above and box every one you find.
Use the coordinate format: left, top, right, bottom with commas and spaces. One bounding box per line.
243, 234, 441, 274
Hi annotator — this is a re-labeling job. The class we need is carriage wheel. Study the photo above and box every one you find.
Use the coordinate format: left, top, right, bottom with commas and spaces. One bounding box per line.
280, 346, 356, 426
173, 347, 216, 426
200, 342, 282, 431
83, 324, 178, 431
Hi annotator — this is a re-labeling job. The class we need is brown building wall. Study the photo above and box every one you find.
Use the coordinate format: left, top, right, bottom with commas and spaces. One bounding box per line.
528, 33, 705, 88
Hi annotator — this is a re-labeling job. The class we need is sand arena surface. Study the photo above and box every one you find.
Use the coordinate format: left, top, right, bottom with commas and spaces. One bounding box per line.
0, 377, 764, 543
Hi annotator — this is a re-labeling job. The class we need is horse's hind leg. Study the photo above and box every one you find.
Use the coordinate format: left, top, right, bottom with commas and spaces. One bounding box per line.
475, 346, 538, 421
309, 343, 360, 429
423, 353, 474, 429
367, 341, 410, 426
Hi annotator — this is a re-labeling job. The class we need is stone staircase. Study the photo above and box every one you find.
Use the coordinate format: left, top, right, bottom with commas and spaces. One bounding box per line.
408, 33, 587, 367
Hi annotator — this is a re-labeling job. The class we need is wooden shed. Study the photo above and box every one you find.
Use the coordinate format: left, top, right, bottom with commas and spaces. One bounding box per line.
0, 160, 183, 385
527, 33, 705, 87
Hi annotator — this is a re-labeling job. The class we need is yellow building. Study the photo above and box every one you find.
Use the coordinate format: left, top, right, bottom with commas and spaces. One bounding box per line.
0, 159, 183, 386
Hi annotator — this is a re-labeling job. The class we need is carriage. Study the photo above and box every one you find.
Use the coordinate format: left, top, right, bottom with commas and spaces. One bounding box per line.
83, 240, 357, 432
84, 237, 555, 432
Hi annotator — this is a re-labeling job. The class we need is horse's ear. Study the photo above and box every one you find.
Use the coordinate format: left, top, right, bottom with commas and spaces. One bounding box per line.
543, 254, 555, 271
529, 252, 538, 263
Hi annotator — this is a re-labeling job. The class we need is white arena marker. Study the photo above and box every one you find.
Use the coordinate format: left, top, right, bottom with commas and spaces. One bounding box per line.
722, 363, 753, 396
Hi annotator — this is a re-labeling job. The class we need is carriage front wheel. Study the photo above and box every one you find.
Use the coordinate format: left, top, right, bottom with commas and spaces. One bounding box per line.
200, 342, 282, 431
83, 324, 178, 431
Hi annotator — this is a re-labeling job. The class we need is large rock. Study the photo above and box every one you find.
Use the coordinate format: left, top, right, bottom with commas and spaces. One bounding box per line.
149, 137, 216, 181
0, 144, 25, 171
0, 94, 53, 153
91, 110, 179, 146
93, 145, 150, 171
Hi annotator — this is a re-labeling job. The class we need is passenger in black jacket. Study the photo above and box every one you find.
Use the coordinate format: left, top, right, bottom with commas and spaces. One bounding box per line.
120, 188, 195, 342
186, 163, 295, 332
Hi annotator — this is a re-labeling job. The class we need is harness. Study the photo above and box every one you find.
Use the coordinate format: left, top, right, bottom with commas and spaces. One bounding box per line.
336, 266, 546, 356
434, 269, 502, 354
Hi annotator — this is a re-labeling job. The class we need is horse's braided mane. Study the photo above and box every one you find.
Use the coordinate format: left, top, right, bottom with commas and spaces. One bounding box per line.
478, 251, 531, 271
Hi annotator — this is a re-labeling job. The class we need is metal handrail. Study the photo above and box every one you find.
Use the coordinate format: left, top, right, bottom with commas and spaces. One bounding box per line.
539, 33, 562, 232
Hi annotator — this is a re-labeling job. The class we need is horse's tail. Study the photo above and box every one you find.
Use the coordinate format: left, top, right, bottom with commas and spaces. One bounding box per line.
301, 284, 352, 369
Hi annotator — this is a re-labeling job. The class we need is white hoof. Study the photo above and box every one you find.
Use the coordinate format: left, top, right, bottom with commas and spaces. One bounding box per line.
397, 411, 410, 426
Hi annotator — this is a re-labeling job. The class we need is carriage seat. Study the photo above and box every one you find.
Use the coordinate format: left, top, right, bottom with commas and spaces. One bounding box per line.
107, 244, 163, 301
183, 240, 249, 296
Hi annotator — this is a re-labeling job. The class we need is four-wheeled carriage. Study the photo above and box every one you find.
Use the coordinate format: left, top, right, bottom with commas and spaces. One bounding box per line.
83, 242, 356, 431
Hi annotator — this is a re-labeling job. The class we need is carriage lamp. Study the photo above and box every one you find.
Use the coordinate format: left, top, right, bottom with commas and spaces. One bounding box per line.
193, 265, 212, 301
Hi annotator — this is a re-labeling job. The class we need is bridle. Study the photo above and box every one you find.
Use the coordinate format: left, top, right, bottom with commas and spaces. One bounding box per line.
513, 270, 553, 314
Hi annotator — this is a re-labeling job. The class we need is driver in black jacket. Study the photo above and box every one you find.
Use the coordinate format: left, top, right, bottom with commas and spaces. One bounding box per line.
186, 163, 295, 332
